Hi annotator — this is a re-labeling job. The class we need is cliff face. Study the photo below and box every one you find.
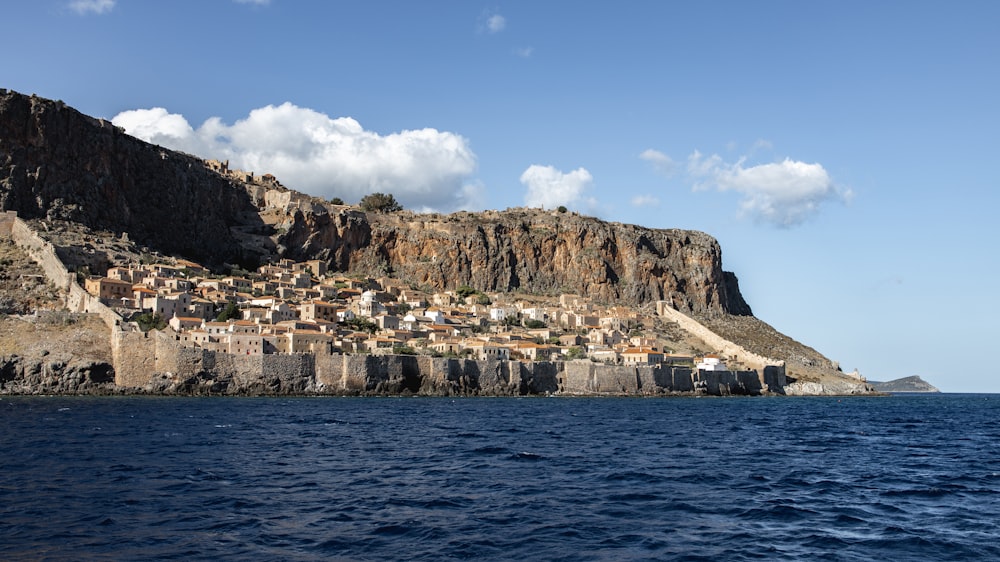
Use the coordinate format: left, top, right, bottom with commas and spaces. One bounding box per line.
0, 90, 271, 267
0, 89, 751, 315
277, 208, 752, 314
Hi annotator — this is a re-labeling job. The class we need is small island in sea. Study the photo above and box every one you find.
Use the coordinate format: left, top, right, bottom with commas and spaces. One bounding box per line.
0, 89, 875, 397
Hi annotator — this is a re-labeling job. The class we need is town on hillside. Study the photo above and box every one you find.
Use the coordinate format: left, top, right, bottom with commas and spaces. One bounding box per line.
83, 257, 732, 371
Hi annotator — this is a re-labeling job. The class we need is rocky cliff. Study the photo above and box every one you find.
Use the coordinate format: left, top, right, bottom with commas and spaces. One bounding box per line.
0, 89, 750, 316
0, 89, 273, 268
274, 206, 752, 315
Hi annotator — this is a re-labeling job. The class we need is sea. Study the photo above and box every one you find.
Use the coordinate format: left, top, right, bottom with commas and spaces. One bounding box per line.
2, 394, 999, 561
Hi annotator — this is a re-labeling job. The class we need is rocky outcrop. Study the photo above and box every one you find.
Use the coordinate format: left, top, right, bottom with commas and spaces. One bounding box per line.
0, 355, 116, 395
782, 379, 876, 396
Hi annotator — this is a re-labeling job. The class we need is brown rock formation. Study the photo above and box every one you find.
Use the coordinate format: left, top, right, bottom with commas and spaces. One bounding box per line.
278, 208, 752, 314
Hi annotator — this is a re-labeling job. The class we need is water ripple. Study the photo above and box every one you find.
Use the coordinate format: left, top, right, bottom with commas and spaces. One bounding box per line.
2, 394, 1000, 560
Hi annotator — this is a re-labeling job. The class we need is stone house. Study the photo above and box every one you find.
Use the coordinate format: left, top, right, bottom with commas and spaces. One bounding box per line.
228, 333, 265, 355
132, 286, 157, 310
222, 276, 253, 293
106, 266, 144, 283
150, 292, 193, 319
84, 276, 133, 303
299, 300, 340, 323
284, 330, 334, 354
168, 315, 204, 332
364, 336, 401, 353
372, 313, 400, 330
463, 340, 511, 361
622, 347, 664, 365
189, 297, 215, 320
293, 259, 327, 277
429, 339, 463, 355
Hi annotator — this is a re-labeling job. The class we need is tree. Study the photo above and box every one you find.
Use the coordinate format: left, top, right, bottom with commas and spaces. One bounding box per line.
455, 285, 477, 299
359, 192, 403, 213
135, 312, 166, 332
330, 197, 345, 205
346, 316, 378, 334
557, 205, 568, 213
524, 319, 547, 329
216, 301, 239, 322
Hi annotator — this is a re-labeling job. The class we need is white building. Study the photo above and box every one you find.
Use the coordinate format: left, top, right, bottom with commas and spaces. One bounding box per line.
489, 306, 516, 322
696, 354, 728, 371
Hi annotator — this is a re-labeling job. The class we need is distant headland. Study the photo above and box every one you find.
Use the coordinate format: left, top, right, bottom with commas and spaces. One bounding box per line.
868, 376, 940, 393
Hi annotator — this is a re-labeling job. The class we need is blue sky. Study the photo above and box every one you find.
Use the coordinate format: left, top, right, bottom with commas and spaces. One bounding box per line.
5, 1, 999, 392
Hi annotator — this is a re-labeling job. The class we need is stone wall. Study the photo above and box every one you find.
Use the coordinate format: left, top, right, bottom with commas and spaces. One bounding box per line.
8, 215, 122, 329
0, 210, 16, 236
694, 369, 764, 396
110, 326, 776, 396
657, 301, 785, 376
111, 328, 157, 387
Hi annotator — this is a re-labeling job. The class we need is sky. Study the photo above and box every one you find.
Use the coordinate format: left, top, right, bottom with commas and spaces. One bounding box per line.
4, 1, 999, 392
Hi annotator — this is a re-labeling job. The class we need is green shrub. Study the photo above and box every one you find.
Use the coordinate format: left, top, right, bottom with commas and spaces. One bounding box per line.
359, 192, 403, 213
135, 312, 166, 332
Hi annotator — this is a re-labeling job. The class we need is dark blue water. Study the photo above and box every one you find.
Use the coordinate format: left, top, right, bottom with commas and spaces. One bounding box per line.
2, 394, 999, 561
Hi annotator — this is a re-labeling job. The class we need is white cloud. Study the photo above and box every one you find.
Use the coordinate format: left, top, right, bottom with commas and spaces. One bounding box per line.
112, 103, 479, 212
630, 195, 660, 207
521, 165, 594, 210
639, 148, 675, 177
112, 108, 194, 143
487, 14, 506, 33
478, 10, 507, 34
687, 151, 852, 227
68, 0, 114, 15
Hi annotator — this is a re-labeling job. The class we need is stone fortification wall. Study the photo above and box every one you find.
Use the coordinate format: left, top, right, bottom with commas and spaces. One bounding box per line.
314, 354, 539, 396
114, 327, 316, 393
9, 217, 75, 291
112, 328, 157, 387
694, 369, 764, 396
8, 216, 121, 329
657, 302, 784, 376
559, 361, 760, 395
0, 210, 16, 236
112, 327, 773, 396
563, 361, 641, 394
